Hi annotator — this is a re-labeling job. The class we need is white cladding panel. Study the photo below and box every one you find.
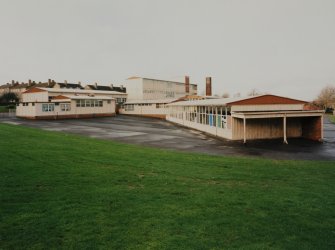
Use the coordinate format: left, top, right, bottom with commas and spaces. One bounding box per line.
16, 100, 115, 118
231, 104, 304, 112
119, 103, 168, 115
123, 78, 197, 100
122, 78, 143, 100
22, 92, 48, 102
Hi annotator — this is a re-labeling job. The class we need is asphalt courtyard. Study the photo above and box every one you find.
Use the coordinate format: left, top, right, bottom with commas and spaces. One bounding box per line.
1, 115, 335, 160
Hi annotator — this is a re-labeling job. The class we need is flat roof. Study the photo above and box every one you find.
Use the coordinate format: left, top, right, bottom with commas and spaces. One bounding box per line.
124, 98, 179, 104
51, 95, 114, 101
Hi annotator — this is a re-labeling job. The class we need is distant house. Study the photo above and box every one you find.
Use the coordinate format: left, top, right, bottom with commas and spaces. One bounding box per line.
0, 80, 53, 99
85, 83, 127, 104
53, 80, 84, 89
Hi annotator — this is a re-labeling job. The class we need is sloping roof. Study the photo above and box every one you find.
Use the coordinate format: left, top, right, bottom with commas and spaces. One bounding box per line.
86, 84, 126, 93
167, 95, 307, 107
24, 87, 127, 95
227, 95, 306, 105
33, 82, 55, 88
56, 83, 84, 89
23, 88, 48, 94
0, 84, 11, 89
52, 95, 70, 100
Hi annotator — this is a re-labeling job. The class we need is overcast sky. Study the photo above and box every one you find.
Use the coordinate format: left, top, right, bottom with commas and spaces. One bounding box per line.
1, 0, 334, 100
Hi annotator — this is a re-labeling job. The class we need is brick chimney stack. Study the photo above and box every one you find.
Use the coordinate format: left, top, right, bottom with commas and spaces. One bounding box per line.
185, 76, 190, 94
206, 77, 212, 96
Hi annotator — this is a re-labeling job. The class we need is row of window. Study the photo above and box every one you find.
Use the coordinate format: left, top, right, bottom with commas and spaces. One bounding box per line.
42, 104, 55, 112
121, 103, 168, 111
60, 103, 71, 111
22, 103, 34, 106
42, 103, 70, 112
76, 100, 104, 107
115, 98, 127, 103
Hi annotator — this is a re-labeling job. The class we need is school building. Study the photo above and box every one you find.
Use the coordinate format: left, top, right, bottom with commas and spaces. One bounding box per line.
167, 95, 324, 143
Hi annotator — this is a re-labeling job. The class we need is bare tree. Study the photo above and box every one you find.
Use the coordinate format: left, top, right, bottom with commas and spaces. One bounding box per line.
247, 88, 262, 96
315, 85, 335, 110
222, 92, 230, 98
233, 92, 241, 98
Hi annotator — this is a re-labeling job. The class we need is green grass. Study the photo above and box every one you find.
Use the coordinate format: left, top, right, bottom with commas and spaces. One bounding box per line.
0, 106, 8, 113
328, 114, 335, 124
0, 105, 15, 113
1, 124, 334, 249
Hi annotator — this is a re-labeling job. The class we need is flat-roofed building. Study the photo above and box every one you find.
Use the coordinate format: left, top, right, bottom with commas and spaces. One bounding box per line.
16, 87, 126, 119
119, 76, 198, 118
167, 94, 324, 142
119, 98, 179, 119
122, 76, 197, 100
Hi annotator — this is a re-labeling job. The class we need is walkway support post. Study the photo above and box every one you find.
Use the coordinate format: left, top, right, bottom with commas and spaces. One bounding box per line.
243, 117, 246, 144
283, 115, 288, 144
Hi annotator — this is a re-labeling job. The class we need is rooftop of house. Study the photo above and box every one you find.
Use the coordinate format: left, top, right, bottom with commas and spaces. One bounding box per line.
86, 84, 126, 93
0, 81, 56, 90
24, 87, 127, 95
56, 82, 84, 89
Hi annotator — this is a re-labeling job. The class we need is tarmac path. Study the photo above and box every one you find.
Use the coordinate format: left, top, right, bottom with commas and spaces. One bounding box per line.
1, 115, 335, 160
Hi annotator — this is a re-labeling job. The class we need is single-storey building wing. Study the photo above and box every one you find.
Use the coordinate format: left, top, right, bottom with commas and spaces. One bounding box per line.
167, 95, 324, 143
119, 98, 179, 119
16, 87, 126, 119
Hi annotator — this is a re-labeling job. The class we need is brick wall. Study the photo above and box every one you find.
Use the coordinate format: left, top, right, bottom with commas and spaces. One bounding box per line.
302, 116, 322, 141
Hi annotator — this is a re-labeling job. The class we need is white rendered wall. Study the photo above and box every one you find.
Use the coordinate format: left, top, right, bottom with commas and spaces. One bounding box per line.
22, 92, 48, 102
122, 78, 143, 100
119, 104, 168, 116
231, 104, 304, 112
17, 100, 115, 118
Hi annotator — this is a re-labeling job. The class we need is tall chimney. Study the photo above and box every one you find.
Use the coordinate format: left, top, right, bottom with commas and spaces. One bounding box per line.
48, 79, 51, 84
185, 76, 190, 94
28, 79, 32, 84
206, 77, 212, 96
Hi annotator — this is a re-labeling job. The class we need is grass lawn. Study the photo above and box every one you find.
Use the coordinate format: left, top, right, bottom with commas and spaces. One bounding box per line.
0, 106, 8, 113
328, 114, 335, 124
1, 124, 334, 249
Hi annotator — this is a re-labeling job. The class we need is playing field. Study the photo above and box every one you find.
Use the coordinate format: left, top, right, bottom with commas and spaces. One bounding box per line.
1, 124, 334, 249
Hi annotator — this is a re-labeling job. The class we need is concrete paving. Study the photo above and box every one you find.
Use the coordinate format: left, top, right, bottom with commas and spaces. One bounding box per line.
1, 115, 335, 160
